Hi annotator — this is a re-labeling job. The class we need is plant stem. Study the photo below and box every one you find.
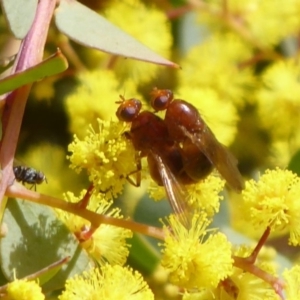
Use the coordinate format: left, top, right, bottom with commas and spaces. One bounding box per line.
0, 0, 56, 219
6, 183, 165, 240
233, 227, 285, 299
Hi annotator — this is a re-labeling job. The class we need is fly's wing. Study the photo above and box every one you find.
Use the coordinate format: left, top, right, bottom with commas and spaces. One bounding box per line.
179, 125, 244, 192
150, 150, 191, 229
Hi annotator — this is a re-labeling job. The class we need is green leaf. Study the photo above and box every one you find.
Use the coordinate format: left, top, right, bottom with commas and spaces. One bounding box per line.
127, 234, 160, 275
55, 0, 178, 67
0, 198, 93, 291
134, 194, 171, 228
211, 191, 230, 228
0, 267, 8, 286
1, 0, 38, 39
38, 257, 70, 286
288, 149, 300, 176
126, 195, 165, 274
0, 50, 68, 95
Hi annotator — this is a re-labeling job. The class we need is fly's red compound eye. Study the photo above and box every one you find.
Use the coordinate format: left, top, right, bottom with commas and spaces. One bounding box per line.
116, 98, 142, 122
150, 88, 173, 111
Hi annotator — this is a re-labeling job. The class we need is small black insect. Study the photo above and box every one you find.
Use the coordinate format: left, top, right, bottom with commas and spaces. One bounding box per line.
13, 166, 47, 190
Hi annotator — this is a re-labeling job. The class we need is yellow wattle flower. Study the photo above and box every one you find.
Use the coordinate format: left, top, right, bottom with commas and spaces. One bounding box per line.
59, 265, 154, 300
161, 213, 233, 289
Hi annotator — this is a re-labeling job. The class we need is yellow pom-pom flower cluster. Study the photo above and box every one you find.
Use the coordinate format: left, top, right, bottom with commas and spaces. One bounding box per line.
6, 279, 44, 300
185, 175, 225, 217
161, 213, 233, 290
196, 0, 300, 48
15, 0, 300, 298
65, 70, 141, 138
178, 33, 254, 107
59, 265, 154, 300
256, 59, 300, 165
257, 60, 300, 138
57, 191, 132, 266
68, 119, 136, 198
283, 265, 300, 299
241, 168, 300, 245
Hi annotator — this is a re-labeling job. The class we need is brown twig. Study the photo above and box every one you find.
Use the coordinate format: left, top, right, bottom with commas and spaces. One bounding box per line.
233, 227, 285, 299
6, 182, 165, 240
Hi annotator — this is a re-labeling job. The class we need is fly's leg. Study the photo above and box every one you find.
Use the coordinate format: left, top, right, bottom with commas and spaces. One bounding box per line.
125, 152, 142, 187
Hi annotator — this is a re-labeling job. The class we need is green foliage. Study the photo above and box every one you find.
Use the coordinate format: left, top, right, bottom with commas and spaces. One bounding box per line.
288, 149, 300, 176
1, 0, 38, 38
1, 0, 300, 299
55, 0, 175, 67
1, 199, 92, 289
0, 51, 68, 95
